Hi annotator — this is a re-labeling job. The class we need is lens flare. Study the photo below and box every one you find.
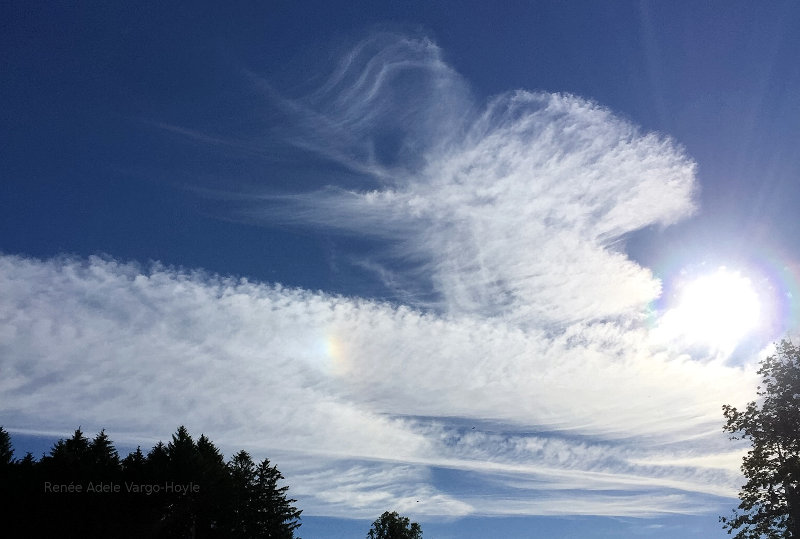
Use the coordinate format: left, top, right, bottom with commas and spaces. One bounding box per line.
657, 267, 760, 353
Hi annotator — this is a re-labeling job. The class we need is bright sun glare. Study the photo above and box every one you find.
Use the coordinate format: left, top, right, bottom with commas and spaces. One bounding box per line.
660, 267, 760, 352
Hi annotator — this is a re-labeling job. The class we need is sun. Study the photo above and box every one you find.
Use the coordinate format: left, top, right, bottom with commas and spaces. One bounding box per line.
658, 267, 760, 352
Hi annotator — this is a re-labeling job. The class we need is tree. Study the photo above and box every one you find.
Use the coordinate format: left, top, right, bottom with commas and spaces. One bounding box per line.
722, 340, 800, 538
225, 450, 303, 538
46, 427, 92, 472
121, 446, 145, 476
2, 425, 303, 538
89, 429, 120, 473
227, 450, 258, 536
0, 426, 13, 466
252, 457, 303, 538
367, 511, 423, 539
194, 433, 229, 532
167, 425, 197, 482
0, 427, 15, 500
146, 440, 170, 479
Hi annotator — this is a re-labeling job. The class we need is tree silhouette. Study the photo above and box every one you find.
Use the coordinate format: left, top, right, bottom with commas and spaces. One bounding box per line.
45, 427, 92, 477
90, 429, 120, 474
121, 445, 145, 476
225, 450, 303, 538
194, 434, 230, 533
159, 425, 202, 537
0, 426, 13, 466
252, 457, 303, 538
721, 340, 800, 538
228, 450, 259, 536
0, 426, 14, 499
32, 428, 126, 535
146, 440, 170, 480
367, 511, 423, 539
1, 426, 302, 538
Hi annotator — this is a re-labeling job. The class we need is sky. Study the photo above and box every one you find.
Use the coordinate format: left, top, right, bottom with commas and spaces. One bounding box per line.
2, 2, 800, 537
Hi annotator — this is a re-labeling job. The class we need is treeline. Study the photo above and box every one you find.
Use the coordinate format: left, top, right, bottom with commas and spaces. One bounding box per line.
0, 425, 302, 538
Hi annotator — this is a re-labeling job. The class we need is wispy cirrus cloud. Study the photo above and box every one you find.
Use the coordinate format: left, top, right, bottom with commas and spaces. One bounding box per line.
252, 32, 697, 326
0, 32, 754, 520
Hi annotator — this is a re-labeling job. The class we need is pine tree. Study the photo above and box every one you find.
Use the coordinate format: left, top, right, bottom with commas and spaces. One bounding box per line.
253, 458, 303, 538
167, 425, 197, 482
161, 426, 200, 537
37, 428, 101, 535
225, 450, 302, 538
0, 426, 13, 466
228, 450, 258, 537
146, 440, 170, 478
3, 425, 303, 538
122, 446, 146, 477
47, 427, 91, 473
90, 429, 120, 474
195, 434, 229, 533
18, 452, 35, 467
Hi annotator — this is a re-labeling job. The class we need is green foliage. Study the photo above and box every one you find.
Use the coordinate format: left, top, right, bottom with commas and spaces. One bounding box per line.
367, 511, 423, 539
2, 425, 302, 538
721, 340, 800, 538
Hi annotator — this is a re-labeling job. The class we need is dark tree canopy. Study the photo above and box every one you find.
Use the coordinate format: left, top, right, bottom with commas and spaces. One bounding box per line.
1, 425, 302, 538
0, 426, 13, 466
722, 340, 800, 538
367, 511, 423, 539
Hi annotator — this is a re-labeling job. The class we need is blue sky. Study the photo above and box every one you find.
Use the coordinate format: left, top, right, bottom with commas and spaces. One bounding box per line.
2, 2, 800, 537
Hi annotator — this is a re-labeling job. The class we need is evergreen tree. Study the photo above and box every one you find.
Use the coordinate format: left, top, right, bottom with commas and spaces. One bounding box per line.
146, 440, 170, 473
90, 429, 120, 474
196, 434, 225, 469
253, 458, 303, 538
3, 425, 302, 538
229, 450, 257, 484
228, 450, 258, 537
2, 432, 30, 537
167, 425, 197, 482
161, 426, 201, 537
122, 446, 146, 477
0, 426, 13, 466
225, 450, 302, 538
194, 434, 229, 534
18, 451, 35, 467
35, 428, 114, 535
86, 430, 124, 535
46, 427, 92, 475
119, 445, 155, 537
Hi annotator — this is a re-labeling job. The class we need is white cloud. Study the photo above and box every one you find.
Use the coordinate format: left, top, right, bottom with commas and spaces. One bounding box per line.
284, 459, 473, 518
254, 32, 696, 327
0, 253, 755, 517
0, 33, 760, 520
